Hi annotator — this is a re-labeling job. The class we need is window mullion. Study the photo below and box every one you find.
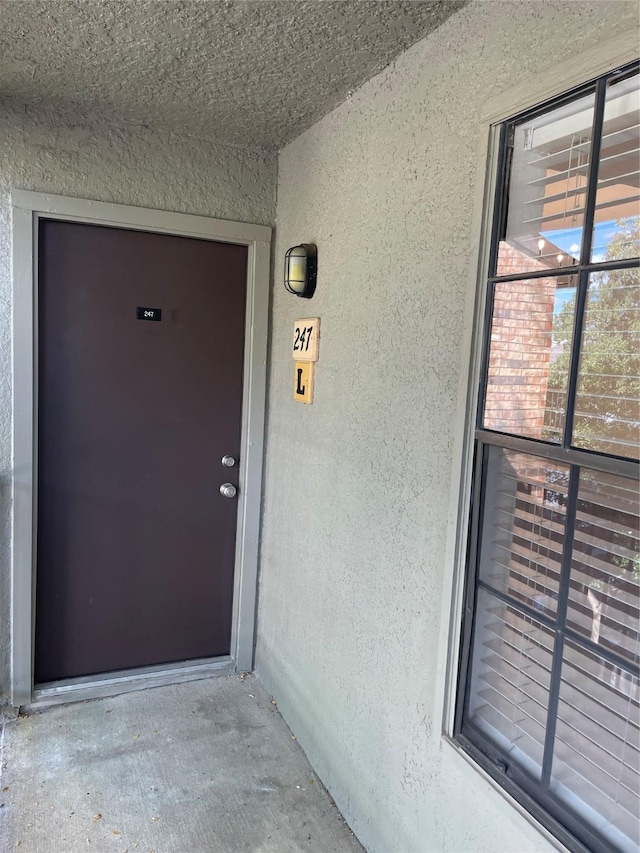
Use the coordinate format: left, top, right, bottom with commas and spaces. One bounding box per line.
562, 268, 590, 448
489, 255, 640, 285
580, 78, 608, 266
563, 624, 640, 681
561, 76, 606, 450
540, 463, 581, 788
475, 427, 639, 477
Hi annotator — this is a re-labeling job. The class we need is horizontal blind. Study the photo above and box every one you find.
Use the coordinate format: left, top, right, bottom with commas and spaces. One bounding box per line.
479, 448, 569, 613
469, 588, 553, 777
572, 272, 640, 460
591, 76, 640, 261
552, 639, 639, 853
567, 471, 640, 666
467, 452, 639, 847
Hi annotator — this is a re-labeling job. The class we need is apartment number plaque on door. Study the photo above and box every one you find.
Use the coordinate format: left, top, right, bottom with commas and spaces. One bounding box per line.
137, 306, 162, 321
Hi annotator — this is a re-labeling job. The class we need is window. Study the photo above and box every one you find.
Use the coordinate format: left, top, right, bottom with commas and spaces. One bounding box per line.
455, 63, 639, 853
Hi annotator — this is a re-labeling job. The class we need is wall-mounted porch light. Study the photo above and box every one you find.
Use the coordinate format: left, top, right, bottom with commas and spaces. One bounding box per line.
284, 244, 317, 299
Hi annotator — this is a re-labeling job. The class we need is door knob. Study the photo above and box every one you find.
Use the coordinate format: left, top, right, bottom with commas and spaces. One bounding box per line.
221, 455, 236, 467
220, 483, 237, 499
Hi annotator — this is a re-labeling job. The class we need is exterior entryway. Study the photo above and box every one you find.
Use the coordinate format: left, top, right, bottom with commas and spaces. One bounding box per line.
34, 220, 247, 683
0, 676, 364, 853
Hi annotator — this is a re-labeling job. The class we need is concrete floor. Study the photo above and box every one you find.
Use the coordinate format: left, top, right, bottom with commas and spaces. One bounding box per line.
0, 675, 363, 853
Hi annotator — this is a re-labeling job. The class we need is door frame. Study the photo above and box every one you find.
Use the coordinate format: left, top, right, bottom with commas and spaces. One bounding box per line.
11, 190, 271, 707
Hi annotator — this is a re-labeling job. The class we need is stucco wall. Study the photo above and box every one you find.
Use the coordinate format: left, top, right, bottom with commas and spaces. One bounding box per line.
0, 102, 276, 703
256, 2, 638, 852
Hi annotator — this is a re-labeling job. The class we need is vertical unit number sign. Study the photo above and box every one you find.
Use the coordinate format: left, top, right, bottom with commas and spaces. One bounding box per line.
293, 318, 320, 404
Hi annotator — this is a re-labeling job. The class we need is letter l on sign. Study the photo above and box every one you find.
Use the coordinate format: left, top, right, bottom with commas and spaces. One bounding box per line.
293, 361, 314, 404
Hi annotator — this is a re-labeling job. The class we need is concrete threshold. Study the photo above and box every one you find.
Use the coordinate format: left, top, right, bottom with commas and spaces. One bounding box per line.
0, 675, 363, 853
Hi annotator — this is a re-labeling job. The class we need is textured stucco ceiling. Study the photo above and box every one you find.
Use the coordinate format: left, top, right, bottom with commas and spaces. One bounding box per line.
0, 0, 465, 149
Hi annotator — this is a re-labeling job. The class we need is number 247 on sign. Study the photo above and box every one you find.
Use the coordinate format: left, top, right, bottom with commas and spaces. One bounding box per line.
292, 318, 320, 363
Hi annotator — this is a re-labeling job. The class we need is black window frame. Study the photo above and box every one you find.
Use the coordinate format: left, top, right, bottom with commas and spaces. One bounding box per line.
454, 60, 640, 853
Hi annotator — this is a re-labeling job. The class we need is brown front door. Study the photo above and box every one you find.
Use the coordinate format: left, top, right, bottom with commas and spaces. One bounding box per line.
34, 220, 247, 684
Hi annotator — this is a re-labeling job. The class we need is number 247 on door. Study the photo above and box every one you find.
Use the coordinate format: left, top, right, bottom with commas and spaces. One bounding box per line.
292, 318, 320, 363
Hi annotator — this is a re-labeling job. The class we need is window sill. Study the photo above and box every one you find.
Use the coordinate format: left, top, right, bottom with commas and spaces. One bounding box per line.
440, 733, 572, 853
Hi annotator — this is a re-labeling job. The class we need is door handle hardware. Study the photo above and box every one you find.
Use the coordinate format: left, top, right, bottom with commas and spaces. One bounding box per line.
221, 455, 236, 468
220, 483, 237, 499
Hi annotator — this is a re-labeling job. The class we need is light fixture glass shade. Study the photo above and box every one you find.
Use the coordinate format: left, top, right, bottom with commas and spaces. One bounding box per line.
284, 244, 317, 298
288, 250, 307, 291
